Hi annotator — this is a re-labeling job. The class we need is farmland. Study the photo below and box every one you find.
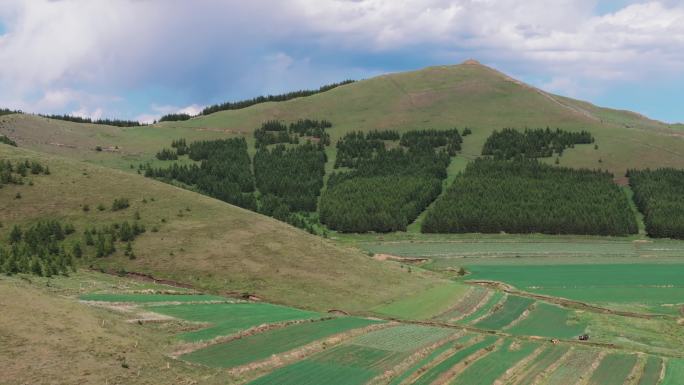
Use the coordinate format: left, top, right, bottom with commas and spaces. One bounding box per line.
586, 354, 638, 385
507, 303, 586, 339
451, 340, 539, 385
473, 295, 533, 330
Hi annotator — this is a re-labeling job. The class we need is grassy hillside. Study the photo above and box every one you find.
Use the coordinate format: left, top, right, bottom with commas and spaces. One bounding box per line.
3, 61, 683, 176
0, 144, 437, 312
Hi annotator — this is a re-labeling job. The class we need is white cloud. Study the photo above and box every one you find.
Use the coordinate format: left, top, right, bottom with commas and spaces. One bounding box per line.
0, 0, 683, 120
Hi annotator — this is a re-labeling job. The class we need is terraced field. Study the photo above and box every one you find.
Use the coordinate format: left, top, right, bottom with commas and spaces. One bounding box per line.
456, 291, 505, 324
466, 264, 684, 314
433, 286, 489, 322
507, 303, 586, 339
473, 295, 534, 330
638, 356, 665, 385
662, 359, 684, 385
541, 349, 600, 385
586, 353, 638, 385
451, 340, 539, 385
181, 317, 383, 368
373, 283, 470, 320
149, 302, 321, 342
502, 344, 570, 385
247, 325, 458, 385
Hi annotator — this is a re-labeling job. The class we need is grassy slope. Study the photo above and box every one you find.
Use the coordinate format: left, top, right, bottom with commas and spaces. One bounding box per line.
2, 61, 683, 176
0, 276, 223, 385
0, 144, 438, 312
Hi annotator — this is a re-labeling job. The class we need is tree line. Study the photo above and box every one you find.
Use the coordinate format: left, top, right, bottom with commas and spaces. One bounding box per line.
628, 168, 684, 239
422, 158, 638, 236
255, 119, 332, 148
200, 80, 354, 115
40, 114, 144, 127
482, 127, 594, 159
145, 138, 257, 210
158, 113, 193, 122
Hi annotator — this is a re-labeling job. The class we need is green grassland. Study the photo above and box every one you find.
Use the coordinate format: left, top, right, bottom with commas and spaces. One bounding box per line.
181, 317, 382, 368
0, 144, 442, 312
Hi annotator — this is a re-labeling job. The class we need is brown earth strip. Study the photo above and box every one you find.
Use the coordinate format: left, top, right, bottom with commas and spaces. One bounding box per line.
493, 344, 548, 385
574, 351, 608, 385
624, 354, 647, 385
527, 347, 575, 385
448, 289, 494, 323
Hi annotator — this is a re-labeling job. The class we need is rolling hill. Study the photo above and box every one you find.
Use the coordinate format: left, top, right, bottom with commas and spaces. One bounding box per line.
2, 60, 683, 176
0, 144, 438, 312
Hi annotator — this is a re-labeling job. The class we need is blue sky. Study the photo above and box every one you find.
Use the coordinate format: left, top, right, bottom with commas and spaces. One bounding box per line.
0, 0, 682, 123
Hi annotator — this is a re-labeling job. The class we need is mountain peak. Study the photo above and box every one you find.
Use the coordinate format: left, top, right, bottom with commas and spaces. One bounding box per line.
462, 59, 482, 66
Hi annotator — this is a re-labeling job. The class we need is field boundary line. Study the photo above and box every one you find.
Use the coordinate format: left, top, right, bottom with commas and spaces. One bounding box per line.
574, 350, 607, 385
501, 303, 535, 331
624, 354, 647, 385
226, 321, 396, 377
469, 293, 508, 325
445, 288, 493, 323
468, 281, 675, 320
527, 347, 575, 385
398, 335, 485, 385
492, 344, 547, 385
368, 331, 467, 385
432, 338, 503, 385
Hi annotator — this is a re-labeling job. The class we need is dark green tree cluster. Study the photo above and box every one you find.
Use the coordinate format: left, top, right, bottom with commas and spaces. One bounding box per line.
482, 128, 594, 159
400, 129, 463, 156
254, 142, 327, 212
111, 198, 130, 211
0, 134, 17, 146
40, 114, 143, 127
322, 132, 452, 232
155, 148, 178, 160
145, 138, 256, 210
254, 121, 299, 148
0, 220, 77, 277
84, 221, 145, 258
254, 119, 333, 148
628, 168, 684, 239
366, 130, 400, 141
159, 113, 192, 122
0, 108, 21, 117
422, 159, 638, 236
1, 159, 49, 187
320, 176, 442, 232
288, 119, 332, 146
171, 138, 188, 155
201, 80, 354, 115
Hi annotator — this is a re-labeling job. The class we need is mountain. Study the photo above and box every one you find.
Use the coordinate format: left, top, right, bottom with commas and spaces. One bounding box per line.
2, 60, 683, 176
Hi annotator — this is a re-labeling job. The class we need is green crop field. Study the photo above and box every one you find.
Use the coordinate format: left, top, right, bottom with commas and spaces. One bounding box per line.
638, 356, 665, 385
543, 349, 599, 385
662, 359, 684, 385
507, 344, 570, 385
458, 291, 505, 324
411, 335, 498, 385
181, 317, 381, 368
508, 303, 586, 339
587, 354, 637, 385
247, 359, 379, 385
433, 286, 488, 321
79, 293, 229, 303
451, 340, 539, 385
350, 324, 455, 352
149, 303, 321, 342
388, 340, 454, 385
473, 296, 534, 330
373, 282, 469, 320
465, 264, 684, 313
